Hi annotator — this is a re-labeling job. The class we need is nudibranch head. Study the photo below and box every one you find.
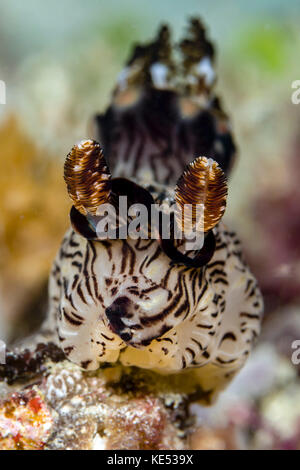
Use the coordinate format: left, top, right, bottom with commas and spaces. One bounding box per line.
49, 138, 263, 404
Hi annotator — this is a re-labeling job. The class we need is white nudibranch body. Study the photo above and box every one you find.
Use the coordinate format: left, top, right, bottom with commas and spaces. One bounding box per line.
45, 19, 263, 403
48, 215, 263, 401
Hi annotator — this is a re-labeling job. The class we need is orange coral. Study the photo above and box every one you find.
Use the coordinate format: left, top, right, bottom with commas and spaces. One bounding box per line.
0, 115, 69, 326
0, 390, 53, 450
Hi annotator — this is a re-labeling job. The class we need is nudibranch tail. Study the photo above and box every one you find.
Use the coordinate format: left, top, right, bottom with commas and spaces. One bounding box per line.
64, 139, 111, 216
118, 17, 216, 96
95, 18, 236, 185
179, 17, 215, 68
174, 156, 227, 233
124, 23, 174, 90
179, 17, 215, 86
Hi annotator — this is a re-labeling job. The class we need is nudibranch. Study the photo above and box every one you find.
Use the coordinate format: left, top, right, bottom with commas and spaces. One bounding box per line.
45, 19, 263, 402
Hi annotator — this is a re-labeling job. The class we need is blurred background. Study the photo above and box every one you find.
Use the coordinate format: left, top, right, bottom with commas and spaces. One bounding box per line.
0, 0, 300, 449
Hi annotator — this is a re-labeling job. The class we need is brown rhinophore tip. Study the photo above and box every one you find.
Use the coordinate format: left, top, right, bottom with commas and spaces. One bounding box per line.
64, 140, 111, 216
174, 156, 227, 233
